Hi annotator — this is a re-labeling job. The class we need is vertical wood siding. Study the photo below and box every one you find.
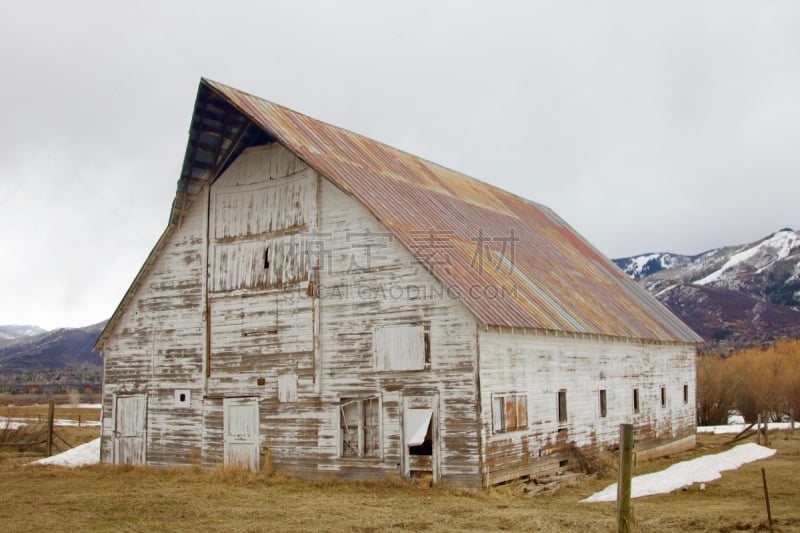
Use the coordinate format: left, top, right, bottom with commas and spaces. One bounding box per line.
204, 144, 320, 475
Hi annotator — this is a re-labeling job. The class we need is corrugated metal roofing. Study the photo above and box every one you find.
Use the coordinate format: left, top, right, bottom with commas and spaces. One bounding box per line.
187, 78, 700, 343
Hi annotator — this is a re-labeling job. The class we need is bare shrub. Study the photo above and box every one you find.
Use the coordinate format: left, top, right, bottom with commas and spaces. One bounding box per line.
0, 420, 47, 451
67, 388, 81, 407
699, 340, 800, 424
696, 354, 735, 425
571, 443, 615, 478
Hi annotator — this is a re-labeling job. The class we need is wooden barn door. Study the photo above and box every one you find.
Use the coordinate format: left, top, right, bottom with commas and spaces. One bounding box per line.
223, 397, 260, 472
112, 394, 147, 465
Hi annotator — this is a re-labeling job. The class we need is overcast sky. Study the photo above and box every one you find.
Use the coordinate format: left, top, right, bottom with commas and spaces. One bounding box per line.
1, 1, 798, 330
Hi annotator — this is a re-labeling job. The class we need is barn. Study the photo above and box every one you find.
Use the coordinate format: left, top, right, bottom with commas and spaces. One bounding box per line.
94, 78, 700, 487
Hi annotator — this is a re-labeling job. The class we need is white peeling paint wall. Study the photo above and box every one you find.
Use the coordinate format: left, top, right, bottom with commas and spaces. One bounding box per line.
100, 188, 208, 466
317, 177, 483, 486
478, 329, 696, 485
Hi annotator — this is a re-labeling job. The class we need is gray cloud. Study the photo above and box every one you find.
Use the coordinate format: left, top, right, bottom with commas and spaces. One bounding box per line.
1, 1, 798, 328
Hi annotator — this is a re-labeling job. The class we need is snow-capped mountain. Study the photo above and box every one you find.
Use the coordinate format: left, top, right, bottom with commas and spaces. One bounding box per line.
614, 228, 800, 350
0, 324, 47, 341
613, 251, 708, 280
615, 228, 800, 306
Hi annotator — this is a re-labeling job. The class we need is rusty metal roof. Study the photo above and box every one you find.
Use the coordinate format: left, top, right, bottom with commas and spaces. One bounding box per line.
179, 78, 701, 343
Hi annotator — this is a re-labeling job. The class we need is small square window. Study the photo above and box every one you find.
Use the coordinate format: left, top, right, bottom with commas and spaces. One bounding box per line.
174, 389, 190, 408
683, 384, 689, 404
633, 388, 640, 413
660, 386, 667, 408
492, 393, 528, 433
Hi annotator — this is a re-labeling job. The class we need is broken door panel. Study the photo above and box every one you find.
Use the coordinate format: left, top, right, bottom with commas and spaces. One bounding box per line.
402, 395, 439, 483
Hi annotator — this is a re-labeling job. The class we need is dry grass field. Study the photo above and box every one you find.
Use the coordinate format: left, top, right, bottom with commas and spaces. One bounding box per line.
2, 404, 799, 532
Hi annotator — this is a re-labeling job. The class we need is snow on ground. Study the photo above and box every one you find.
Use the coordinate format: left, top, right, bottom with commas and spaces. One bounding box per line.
0, 416, 101, 428
581, 443, 776, 503
0, 418, 27, 430
28, 438, 100, 467
698, 422, 794, 434
54, 418, 101, 427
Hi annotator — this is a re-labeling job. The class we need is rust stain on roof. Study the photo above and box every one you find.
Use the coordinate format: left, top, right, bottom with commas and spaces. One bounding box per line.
183, 79, 700, 343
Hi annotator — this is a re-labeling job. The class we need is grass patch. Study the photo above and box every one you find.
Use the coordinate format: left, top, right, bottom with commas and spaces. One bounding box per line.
1, 431, 799, 531
0, 404, 100, 467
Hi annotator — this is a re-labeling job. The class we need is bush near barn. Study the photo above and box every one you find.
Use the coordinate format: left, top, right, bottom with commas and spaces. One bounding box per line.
697, 339, 800, 425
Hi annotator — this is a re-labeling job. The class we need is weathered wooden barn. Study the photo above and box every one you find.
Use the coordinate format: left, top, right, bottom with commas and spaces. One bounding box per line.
95, 79, 700, 487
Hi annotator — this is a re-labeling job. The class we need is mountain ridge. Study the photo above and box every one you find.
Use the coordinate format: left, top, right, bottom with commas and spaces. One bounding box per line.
614, 228, 800, 351
0, 321, 105, 390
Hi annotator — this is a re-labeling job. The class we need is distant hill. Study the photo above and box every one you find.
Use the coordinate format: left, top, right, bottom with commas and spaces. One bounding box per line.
614, 228, 800, 351
0, 324, 48, 349
0, 321, 106, 390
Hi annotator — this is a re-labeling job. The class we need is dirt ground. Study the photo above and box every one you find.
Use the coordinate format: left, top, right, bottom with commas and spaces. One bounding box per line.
1, 406, 798, 532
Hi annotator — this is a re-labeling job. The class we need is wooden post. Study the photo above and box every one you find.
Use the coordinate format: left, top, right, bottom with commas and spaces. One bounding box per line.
761, 468, 773, 532
791, 409, 795, 433
617, 423, 634, 533
763, 413, 769, 447
78, 414, 81, 428
757, 414, 762, 445
46, 399, 55, 457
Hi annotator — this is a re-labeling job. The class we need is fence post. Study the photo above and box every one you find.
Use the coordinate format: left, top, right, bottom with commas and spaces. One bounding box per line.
46, 399, 55, 457
757, 414, 762, 445
763, 413, 769, 447
617, 423, 634, 533
762, 468, 773, 532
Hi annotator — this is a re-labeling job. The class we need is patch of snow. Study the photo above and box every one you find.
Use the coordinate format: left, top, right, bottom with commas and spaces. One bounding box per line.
55, 418, 101, 428
0, 417, 27, 430
790, 262, 800, 284
728, 413, 745, 424
653, 283, 679, 298
28, 438, 100, 467
581, 443, 775, 502
76, 403, 102, 409
696, 230, 798, 286
0, 415, 100, 428
0, 325, 47, 338
697, 422, 793, 434
696, 245, 761, 285
634, 254, 660, 271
